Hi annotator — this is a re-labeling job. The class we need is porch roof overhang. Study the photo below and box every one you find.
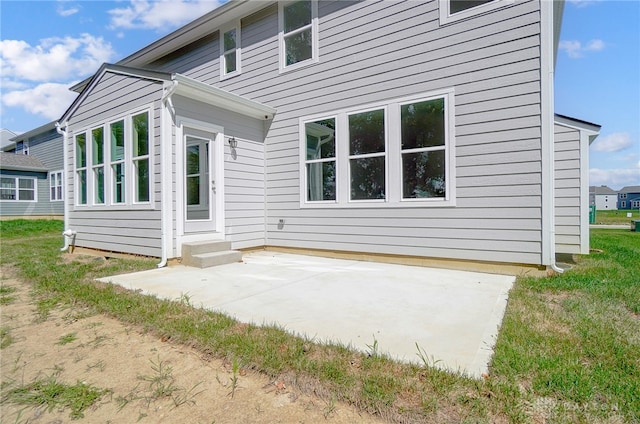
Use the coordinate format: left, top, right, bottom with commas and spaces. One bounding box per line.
167, 74, 276, 121
0, 152, 47, 172
554, 113, 601, 144
58, 64, 275, 126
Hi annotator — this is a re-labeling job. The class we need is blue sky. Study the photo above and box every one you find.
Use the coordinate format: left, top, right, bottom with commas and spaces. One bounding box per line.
1, 0, 639, 189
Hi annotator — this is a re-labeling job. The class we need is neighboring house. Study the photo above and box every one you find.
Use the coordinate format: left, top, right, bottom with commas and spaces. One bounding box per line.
0, 122, 64, 219
1, 129, 17, 150
588, 185, 618, 211
55, 0, 598, 270
618, 186, 640, 210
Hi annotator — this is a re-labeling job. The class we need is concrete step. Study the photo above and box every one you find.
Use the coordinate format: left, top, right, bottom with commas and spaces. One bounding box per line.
182, 240, 232, 257
182, 250, 243, 269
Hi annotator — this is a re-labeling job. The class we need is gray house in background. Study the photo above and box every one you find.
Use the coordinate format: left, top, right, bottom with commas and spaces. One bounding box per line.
0, 122, 64, 219
589, 185, 618, 211
56, 0, 598, 272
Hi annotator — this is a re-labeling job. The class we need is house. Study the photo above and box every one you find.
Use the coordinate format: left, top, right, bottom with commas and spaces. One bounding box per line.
55, 0, 598, 272
1, 129, 17, 150
617, 186, 640, 210
0, 122, 64, 219
589, 185, 618, 211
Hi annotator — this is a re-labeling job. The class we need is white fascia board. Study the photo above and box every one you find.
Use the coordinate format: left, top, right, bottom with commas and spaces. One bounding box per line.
172, 74, 275, 120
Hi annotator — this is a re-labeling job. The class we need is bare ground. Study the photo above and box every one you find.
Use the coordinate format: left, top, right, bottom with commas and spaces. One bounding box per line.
0, 268, 385, 424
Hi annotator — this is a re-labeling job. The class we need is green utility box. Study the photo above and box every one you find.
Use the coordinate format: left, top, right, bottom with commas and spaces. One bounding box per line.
589, 205, 596, 224
632, 220, 640, 232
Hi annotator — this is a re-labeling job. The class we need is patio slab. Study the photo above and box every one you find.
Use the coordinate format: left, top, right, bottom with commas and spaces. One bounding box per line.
98, 251, 515, 378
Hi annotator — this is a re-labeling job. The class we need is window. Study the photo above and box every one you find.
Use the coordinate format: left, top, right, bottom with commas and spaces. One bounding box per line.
73, 108, 152, 208
620, 201, 626, 208
16, 140, 29, 155
279, 0, 318, 71
110, 119, 125, 204
49, 170, 63, 201
1, 176, 36, 201
633, 200, 640, 209
439, 0, 512, 25
348, 109, 386, 201
401, 98, 446, 199
220, 24, 241, 78
300, 89, 454, 208
132, 112, 150, 203
76, 133, 87, 205
305, 118, 336, 201
620, 193, 627, 199
92, 127, 105, 204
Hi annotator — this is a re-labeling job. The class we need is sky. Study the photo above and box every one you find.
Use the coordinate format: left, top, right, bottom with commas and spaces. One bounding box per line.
1, 0, 639, 190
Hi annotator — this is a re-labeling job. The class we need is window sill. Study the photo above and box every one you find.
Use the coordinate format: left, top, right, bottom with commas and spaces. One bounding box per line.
73, 203, 156, 212
300, 198, 456, 209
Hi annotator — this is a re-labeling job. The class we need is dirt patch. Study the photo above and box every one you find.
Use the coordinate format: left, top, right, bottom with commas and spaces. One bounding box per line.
0, 270, 385, 424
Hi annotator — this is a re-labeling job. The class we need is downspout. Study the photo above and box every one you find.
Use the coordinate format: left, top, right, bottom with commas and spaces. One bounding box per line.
541, 0, 564, 274
55, 121, 76, 252
156, 79, 179, 268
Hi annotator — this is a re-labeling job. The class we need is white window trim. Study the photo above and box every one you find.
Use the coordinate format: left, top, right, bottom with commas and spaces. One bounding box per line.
73, 106, 154, 210
299, 88, 456, 209
278, 0, 319, 73
0, 175, 37, 202
75, 132, 88, 206
220, 21, 241, 80
91, 127, 106, 205
302, 115, 338, 204
439, 0, 514, 25
49, 170, 63, 202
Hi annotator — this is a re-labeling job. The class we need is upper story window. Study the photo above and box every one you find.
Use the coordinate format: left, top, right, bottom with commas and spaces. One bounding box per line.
620, 193, 627, 199
279, 0, 318, 72
16, 140, 29, 155
0, 176, 36, 201
439, 0, 513, 25
300, 89, 455, 208
74, 108, 152, 209
220, 23, 241, 79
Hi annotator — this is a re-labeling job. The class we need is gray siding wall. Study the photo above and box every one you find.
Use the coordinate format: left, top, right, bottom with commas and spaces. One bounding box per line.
172, 95, 266, 250
29, 129, 64, 171
554, 122, 582, 254
145, 0, 546, 265
0, 170, 61, 217
65, 72, 164, 257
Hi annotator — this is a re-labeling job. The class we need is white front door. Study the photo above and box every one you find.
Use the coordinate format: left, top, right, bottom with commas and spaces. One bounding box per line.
184, 130, 216, 233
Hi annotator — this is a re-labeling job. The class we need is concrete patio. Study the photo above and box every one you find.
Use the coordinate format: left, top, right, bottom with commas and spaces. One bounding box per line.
98, 251, 515, 378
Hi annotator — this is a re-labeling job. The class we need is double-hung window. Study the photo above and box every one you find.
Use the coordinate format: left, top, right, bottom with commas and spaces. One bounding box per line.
132, 112, 150, 203
301, 89, 454, 208
0, 176, 36, 201
92, 127, 105, 204
110, 120, 126, 204
304, 118, 336, 201
279, 0, 318, 71
49, 171, 63, 201
76, 133, 88, 205
220, 24, 241, 79
439, 0, 512, 25
348, 109, 387, 201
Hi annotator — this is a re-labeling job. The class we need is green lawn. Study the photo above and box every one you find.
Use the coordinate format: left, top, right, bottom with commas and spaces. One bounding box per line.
1, 220, 638, 423
593, 209, 640, 225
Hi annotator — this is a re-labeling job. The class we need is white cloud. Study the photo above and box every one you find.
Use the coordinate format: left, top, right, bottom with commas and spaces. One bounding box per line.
0, 34, 115, 82
590, 167, 640, 190
57, 3, 80, 17
2, 83, 79, 121
591, 132, 633, 152
108, 0, 221, 31
559, 39, 606, 58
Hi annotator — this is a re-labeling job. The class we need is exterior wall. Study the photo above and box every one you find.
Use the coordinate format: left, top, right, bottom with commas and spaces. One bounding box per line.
196, 0, 545, 265
171, 95, 267, 251
553, 122, 583, 254
595, 194, 617, 210
618, 192, 640, 209
65, 72, 164, 257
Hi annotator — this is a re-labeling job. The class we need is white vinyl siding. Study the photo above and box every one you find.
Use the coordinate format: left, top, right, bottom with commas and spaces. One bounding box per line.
554, 123, 582, 254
